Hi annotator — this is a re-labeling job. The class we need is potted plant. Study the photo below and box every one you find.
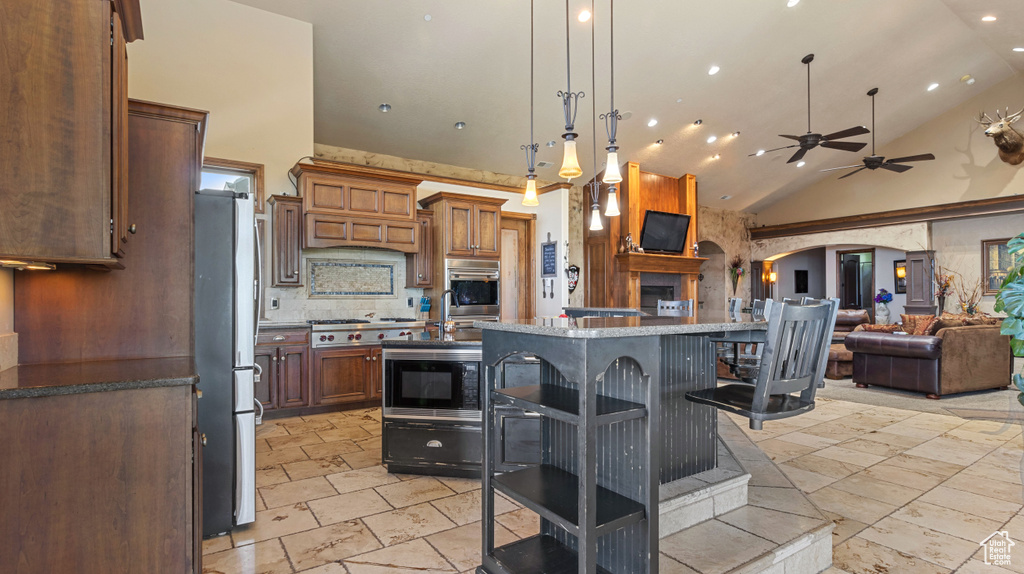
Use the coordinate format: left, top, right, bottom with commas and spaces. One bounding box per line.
994, 233, 1024, 400
874, 288, 893, 325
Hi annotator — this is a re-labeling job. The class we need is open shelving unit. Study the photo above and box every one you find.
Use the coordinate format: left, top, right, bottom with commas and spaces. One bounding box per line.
478, 330, 660, 574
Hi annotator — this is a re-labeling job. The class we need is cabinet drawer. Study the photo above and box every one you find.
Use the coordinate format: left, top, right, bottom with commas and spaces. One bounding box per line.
257, 329, 309, 345
384, 422, 482, 466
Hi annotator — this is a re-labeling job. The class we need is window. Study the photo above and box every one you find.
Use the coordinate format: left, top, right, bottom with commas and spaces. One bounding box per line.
201, 157, 266, 214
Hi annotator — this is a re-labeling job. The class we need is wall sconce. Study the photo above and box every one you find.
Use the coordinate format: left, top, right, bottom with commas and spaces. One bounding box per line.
769, 271, 777, 283
896, 266, 906, 279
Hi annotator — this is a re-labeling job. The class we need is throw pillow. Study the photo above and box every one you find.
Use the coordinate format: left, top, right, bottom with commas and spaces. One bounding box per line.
916, 316, 940, 336
900, 314, 918, 334
860, 324, 902, 334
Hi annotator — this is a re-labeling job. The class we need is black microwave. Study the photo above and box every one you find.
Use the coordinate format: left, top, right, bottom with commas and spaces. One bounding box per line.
383, 348, 482, 421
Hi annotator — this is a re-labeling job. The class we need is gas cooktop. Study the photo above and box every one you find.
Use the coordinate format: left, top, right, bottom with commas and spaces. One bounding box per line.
306, 319, 371, 325
378, 317, 418, 322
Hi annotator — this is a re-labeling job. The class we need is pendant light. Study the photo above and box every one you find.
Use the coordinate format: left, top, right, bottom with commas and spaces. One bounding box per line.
600, 0, 621, 217
557, 0, 584, 180
521, 0, 539, 206
587, 0, 602, 231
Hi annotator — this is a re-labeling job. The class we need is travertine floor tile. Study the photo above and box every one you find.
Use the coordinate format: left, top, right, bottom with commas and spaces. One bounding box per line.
254, 422, 291, 439
659, 554, 701, 573
958, 459, 1024, 486
785, 454, 864, 480
494, 507, 539, 539
799, 421, 867, 443
755, 438, 820, 463
942, 472, 1024, 505
747, 486, 823, 518
202, 534, 232, 555
266, 431, 324, 451
426, 521, 518, 572
955, 559, 1017, 574
857, 430, 930, 449
437, 476, 480, 494
256, 465, 291, 488
260, 476, 338, 509
301, 439, 363, 460
860, 517, 979, 569
744, 459, 794, 487
307, 488, 393, 525
375, 477, 456, 508
718, 505, 828, 544
904, 437, 994, 467
775, 430, 841, 449
231, 503, 320, 546
858, 461, 947, 491
255, 438, 271, 453
779, 463, 838, 492
362, 502, 457, 547
202, 538, 292, 574
882, 453, 964, 478
813, 445, 887, 467
809, 487, 898, 525
824, 511, 868, 546
325, 465, 400, 494
280, 420, 337, 435
944, 427, 1020, 448
660, 519, 776, 574
316, 425, 373, 442
836, 437, 906, 458
342, 538, 456, 573
832, 537, 951, 574
280, 519, 381, 571
891, 500, 1003, 544
430, 489, 516, 526
341, 448, 382, 470
828, 472, 925, 506
281, 455, 351, 481
917, 485, 1021, 523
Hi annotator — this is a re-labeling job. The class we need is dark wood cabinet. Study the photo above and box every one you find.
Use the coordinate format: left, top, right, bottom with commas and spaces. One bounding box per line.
420, 194, 506, 259
384, 420, 482, 477
406, 210, 434, 288
475, 203, 502, 257
269, 195, 302, 286
256, 328, 311, 412
369, 347, 383, 399
312, 345, 381, 405
0, 0, 140, 265
492, 359, 541, 472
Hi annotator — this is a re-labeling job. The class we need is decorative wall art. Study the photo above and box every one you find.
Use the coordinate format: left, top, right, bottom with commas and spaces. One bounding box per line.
977, 108, 1024, 166
308, 259, 396, 298
794, 270, 809, 294
894, 260, 907, 294
982, 238, 1018, 295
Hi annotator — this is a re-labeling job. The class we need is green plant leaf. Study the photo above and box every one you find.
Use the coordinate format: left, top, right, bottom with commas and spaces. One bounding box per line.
1001, 266, 1021, 290
1018, 392, 1024, 408
1002, 317, 1024, 339
1012, 338, 1024, 357
1007, 233, 1024, 256
1015, 373, 1024, 393
999, 282, 1024, 317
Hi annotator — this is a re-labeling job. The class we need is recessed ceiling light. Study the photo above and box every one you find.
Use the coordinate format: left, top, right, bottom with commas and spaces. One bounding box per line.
648, 119, 658, 127
546, 140, 557, 147
711, 154, 721, 160
787, 0, 800, 6
578, 10, 591, 22
720, 195, 732, 200
378, 103, 391, 112
655, 139, 664, 145
756, 149, 765, 156
454, 121, 466, 130
796, 161, 806, 167
1014, 48, 1024, 52
731, 131, 741, 137
927, 83, 939, 91
693, 119, 703, 126
982, 15, 997, 22
708, 65, 720, 76
676, 98, 683, 103
424, 14, 432, 21
960, 74, 976, 85
707, 135, 717, 143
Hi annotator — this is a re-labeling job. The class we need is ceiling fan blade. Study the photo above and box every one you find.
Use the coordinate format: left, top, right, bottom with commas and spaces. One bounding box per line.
838, 167, 868, 179
820, 140, 868, 152
787, 147, 810, 163
822, 126, 870, 140
886, 153, 935, 164
820, 164, 864, 173
880, 163, 913, 173
751, 144, 799, 156
779, 134, 802, 141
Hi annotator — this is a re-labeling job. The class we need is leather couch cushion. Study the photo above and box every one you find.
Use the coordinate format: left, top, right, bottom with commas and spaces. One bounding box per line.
845, 332, 942, 360
853, 324, 902, 334
834, 309, 871, 332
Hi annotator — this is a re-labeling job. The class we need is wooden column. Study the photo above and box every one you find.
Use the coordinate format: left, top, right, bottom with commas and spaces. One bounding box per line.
904, 250, 936, 315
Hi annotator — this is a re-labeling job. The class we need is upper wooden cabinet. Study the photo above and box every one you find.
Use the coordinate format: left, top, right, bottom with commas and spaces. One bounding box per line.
420, 192, 506, 259
291, 160, 423, 253
269, 195, 302, 287
0, 0, 141, 265
406, 210, 434, 288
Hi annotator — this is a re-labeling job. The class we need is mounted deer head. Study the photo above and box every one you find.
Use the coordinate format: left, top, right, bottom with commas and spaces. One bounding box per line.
977, 107, 1024, 165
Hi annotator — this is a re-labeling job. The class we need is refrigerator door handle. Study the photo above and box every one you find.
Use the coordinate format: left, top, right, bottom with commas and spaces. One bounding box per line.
234, 194, 255, 367
234, 412, 256, 526
254, 216, 263, 349
234, 369, 255, 414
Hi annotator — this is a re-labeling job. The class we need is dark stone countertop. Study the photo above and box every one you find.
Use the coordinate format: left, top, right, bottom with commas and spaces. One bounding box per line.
0, 356, 198, 400
475, 310, 767, 339
381, 329, 482, 348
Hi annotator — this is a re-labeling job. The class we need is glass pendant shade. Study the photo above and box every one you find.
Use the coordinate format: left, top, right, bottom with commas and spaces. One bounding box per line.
559, 139, 583, 180
604, 187, 620, 217
522, 178, 539, 206
589, 204, 603, 231
602, 152, 622, 184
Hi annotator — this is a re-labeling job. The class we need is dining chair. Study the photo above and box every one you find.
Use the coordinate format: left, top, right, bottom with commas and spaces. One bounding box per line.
728, 297, 743, 313
686, 299, 835, 429
730, 297, 836, 383
657, 299, 694, 316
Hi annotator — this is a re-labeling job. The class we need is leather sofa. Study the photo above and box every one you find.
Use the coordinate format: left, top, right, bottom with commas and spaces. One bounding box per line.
832, 309, 871, 343
825, 309, 871, 379
844, 324, 1012, 398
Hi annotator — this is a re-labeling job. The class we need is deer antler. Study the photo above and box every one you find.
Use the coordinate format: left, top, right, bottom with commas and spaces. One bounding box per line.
1008, 106, 1024, 123
997, 108, 1006, 121
977, 111, 995, 126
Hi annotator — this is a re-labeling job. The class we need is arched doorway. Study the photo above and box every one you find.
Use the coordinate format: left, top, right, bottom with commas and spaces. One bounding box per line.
698, 241, 726, 312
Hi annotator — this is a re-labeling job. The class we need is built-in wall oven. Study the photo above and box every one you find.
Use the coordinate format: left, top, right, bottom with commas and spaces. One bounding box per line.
383, 347, 482, 421
446, 259, 499, 321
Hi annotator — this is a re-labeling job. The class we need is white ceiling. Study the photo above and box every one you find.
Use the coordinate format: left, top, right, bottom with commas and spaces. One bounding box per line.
228, 0, 1022, 213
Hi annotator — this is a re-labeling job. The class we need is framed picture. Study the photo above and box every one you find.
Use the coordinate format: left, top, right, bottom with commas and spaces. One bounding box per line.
893, 260, 906, 294
794, 270, 808, 294
982, 238, 1017, 295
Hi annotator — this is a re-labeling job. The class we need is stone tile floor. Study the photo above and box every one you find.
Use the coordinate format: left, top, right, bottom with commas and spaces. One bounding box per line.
203, 398, 1024, 573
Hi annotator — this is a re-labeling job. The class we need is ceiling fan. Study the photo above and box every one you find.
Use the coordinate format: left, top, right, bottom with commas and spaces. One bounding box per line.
822, 88, 935, 179
752, 54, 869, 164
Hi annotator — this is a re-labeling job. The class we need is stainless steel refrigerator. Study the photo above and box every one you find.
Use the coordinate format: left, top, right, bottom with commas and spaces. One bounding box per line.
195, 188, 259, 537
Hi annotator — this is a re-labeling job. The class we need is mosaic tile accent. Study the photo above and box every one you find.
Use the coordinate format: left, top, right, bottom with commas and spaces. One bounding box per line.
308, 259, 395, 298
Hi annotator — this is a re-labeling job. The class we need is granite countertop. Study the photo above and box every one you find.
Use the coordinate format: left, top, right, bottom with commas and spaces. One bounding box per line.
0, 356, 198, 400
258, 321, 311, 330
381, 328, 482, 348
475, 310, 767, 339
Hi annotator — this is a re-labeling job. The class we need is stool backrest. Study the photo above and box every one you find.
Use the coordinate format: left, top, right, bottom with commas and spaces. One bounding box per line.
752, 300, 835, 412
728, 297, 743, 313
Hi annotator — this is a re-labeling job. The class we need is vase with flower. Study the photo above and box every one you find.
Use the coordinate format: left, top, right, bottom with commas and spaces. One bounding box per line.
728, 256, 745, 296
934, 267, 953, 316
874, 288, 893, 324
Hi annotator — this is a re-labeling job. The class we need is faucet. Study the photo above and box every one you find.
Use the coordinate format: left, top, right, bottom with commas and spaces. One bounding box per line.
439, 289, 460, 327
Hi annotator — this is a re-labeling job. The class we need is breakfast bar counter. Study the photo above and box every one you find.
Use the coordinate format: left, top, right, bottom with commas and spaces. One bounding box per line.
474, 311, 767, 574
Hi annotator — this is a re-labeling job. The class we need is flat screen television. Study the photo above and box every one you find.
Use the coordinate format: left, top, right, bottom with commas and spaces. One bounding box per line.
638, 210, 691, 254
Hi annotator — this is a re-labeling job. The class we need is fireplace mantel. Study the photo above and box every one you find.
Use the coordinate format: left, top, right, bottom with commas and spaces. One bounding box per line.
614, 252, 707, 274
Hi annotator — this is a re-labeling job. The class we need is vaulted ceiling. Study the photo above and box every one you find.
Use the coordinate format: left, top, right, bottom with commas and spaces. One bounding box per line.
229, 0, 1023, 213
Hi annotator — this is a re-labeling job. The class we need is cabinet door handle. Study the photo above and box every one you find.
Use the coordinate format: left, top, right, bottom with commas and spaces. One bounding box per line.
418, 273, 423, 278
273, 335, 286, 342
426, 440, 442, 448
281, 355, 286, 362
196, 389, 203, 399
365, 356, 371, 361
272, 356, 278, 362
372, 356, 378, 361
128, 224, 137, 234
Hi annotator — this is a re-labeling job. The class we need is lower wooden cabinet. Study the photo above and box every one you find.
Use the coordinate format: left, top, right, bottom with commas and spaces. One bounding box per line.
256, 328, 311, 412
312, 345, 381, 405
384, 420, 482, 476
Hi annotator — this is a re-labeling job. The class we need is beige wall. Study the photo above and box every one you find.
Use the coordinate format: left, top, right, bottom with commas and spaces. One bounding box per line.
128, 0, 314, 196
757, 74, 1024, 225
933, 213, 1024, 315
698, 205, 756, 308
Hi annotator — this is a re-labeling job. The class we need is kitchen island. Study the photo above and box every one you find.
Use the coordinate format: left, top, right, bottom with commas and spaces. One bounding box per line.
475, 312, 768, 574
